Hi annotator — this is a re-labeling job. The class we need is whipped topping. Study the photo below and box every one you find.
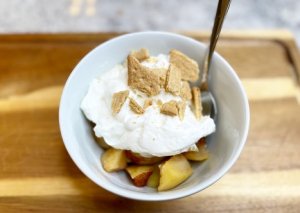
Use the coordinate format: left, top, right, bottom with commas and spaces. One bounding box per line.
81, 54, 215, 157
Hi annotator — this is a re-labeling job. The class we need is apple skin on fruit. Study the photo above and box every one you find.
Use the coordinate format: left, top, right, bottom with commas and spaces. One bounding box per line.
125, 151, 164, 165
101, 148, 127, 172
158, 154, 192, 191
126, 165, 154, 187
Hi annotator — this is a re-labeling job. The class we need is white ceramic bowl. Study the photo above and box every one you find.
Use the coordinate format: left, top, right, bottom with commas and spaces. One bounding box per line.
59, 31, 250, 201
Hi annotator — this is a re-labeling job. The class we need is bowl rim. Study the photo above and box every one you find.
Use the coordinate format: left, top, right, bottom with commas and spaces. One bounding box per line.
59, 31, 250, 201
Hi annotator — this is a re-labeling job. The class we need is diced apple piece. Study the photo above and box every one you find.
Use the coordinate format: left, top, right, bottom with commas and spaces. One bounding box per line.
126, 165, 154, 187
146, 166, 160, 188
125, 151, 164, 165
183, 138, 209, 161
183, 149, 208, 161
158, 154, 192, 191
95, 137, 111, 149
101, 148, 127, 172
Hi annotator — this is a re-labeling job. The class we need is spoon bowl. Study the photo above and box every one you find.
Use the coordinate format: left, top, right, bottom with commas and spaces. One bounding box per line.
201, 91, 217, 120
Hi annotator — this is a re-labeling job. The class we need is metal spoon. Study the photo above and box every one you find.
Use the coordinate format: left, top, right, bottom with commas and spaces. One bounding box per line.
200, 0, 231, 119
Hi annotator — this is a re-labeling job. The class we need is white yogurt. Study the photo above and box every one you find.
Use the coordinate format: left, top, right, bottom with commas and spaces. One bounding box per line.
81, 54, 215, 157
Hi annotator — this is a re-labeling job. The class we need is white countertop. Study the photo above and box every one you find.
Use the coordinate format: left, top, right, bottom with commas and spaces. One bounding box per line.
0, 0, 299, 45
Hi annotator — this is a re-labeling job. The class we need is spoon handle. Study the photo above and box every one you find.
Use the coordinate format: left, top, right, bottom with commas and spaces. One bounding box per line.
201, 0, 231, 90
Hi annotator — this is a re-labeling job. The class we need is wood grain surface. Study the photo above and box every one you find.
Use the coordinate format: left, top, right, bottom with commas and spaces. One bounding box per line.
0, 30, 300, 212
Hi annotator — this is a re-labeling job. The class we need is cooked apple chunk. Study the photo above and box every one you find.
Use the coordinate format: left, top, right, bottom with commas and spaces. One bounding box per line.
126, 165, 154, 187
146, 166, 160, 188
95, 137, 111, 149
158, 154, 193, 191
184, 138, 209, 161
125, 151, 164, 165
101, 148, 127, 172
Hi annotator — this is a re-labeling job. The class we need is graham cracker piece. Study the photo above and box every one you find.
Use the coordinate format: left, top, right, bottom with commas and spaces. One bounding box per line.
160, 100, 178, 116
129, 98, 145, 114
131, 48, 150, 61
152, 68, 167, 87
192, 87, 202, 120
177, 101, 186, 120
143, 57, 158, 64
165, 64, 181, 96
170, 49, 199, 82
143, 98, 153, 110
180, 81, 192, 100
111, 90, 129, 115
127, 55, 160, 96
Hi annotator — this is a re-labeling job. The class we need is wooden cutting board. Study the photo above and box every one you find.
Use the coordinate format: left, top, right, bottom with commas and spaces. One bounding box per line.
0, 30, 299, 212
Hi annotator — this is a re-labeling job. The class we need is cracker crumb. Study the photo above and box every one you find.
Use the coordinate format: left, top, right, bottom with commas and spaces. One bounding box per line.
170, 49, 199, 82
165, 64, 181, 95
192, 87, 202, 120
111, 90, 129, 115
143, 98, 153, 109
180, 81, 192, 100
127, 55, 160, 96
129, 98, 145, 114
131, 48, 150, 61
160, 100, 178, 116
177, 101, 186, 120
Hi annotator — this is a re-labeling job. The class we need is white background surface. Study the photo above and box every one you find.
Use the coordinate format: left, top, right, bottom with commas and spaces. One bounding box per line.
0, 0, 299, 44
